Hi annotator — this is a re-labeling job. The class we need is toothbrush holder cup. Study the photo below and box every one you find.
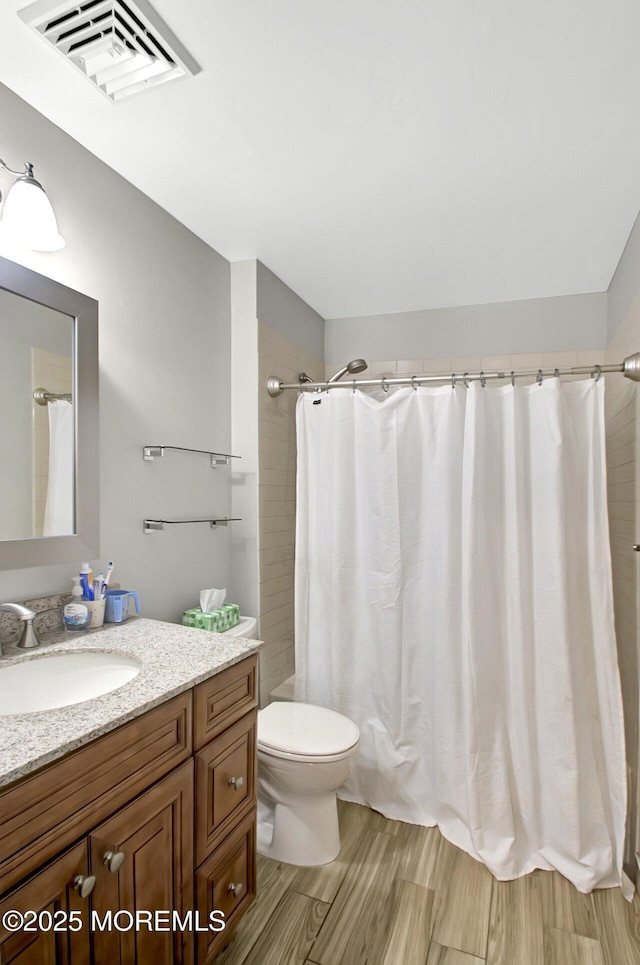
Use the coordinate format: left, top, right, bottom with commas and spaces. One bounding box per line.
104, 590, 140, 624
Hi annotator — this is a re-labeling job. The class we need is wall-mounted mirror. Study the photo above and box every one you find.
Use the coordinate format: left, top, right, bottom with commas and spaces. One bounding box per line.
0, 254, 99, 569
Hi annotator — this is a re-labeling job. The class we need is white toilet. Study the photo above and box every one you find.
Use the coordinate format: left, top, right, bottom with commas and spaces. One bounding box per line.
257, 701, 360, 866
221, 615, 258, 638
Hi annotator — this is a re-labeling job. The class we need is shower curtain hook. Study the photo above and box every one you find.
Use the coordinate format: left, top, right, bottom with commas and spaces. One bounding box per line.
554, 368, 560, 379
381, 377, 388, 393
592, 364, 602, 381
463, 372, 469, 388
352, 379, 357, 394
480, 371, 486, 388
510, 371, 515, 386
537, 369, 544, 385
411, 376, 418, 391
451, 373, 456, 390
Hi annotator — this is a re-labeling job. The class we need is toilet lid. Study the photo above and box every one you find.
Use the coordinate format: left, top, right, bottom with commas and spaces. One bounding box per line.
258, 702, 360, 757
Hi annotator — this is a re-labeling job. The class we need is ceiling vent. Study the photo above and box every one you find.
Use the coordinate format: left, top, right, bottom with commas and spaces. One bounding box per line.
18, 0, 201, 102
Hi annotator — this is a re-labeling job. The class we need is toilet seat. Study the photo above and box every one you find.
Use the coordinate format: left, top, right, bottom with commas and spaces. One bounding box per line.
258, 742, 357, 764
258, 702, 359, 764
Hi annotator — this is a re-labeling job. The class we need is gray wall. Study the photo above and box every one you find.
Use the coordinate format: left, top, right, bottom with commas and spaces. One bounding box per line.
230, 260, 260, 619
255, 265, 325, 705
256, 261, 324, 359
0, 83, 232, 622
326, 292, 607, 364
608, 210, 640, 341
229, 258, 324, 640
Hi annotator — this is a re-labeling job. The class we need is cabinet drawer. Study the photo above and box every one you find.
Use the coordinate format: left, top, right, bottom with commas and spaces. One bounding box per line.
196, 711, 257, 864
0, 692, 192, 895
195, 810, 256, 965
194, 656, 257, 749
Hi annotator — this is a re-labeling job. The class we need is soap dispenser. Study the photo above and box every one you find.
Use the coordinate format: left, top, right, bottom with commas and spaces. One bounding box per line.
63, 577, 90, 632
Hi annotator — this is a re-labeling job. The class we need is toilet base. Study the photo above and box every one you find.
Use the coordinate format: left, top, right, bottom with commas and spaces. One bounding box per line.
257, 793, 341, 866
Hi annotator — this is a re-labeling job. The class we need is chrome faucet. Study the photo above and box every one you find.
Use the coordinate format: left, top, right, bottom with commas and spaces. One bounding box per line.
0, 603, 40, 653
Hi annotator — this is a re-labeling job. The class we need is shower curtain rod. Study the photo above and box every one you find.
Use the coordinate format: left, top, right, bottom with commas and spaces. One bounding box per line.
266, 352, 640, 397
33, 388, 72, 406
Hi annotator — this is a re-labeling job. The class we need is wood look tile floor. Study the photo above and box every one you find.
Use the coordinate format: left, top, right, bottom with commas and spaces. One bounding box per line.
217, 802, 640, 965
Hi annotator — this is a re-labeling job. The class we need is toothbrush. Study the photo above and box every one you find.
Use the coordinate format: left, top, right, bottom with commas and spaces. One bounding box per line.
102, 562, 114, 598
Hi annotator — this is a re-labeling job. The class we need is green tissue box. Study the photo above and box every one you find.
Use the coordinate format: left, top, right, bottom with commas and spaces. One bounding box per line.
182, 603, 240, 632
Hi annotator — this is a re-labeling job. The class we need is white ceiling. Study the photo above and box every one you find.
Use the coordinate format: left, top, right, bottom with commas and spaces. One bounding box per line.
2, 1, 640, 319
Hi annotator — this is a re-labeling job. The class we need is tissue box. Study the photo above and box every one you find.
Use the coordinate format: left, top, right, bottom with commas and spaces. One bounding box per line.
183, 603, 240, 632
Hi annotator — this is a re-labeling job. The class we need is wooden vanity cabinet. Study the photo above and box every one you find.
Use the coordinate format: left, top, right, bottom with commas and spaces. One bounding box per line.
0, 692, 192, 898
0, 653, 258, 965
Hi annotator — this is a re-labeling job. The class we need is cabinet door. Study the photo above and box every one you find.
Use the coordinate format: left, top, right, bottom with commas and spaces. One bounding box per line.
195, 810, 256, 965
90, 760, 194, 965
0, 841, 91, 965
196, 711, 256, 864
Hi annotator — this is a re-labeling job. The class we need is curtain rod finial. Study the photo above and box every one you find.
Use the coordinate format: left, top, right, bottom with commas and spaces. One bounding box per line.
623, 353, 640, 382
267, 377, 284, 398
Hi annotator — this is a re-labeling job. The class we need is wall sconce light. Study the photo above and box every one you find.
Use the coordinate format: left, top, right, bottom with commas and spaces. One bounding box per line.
0, 158, 65, 251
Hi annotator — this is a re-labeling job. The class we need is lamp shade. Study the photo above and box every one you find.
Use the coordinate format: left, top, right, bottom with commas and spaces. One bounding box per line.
0, 176, 65, 251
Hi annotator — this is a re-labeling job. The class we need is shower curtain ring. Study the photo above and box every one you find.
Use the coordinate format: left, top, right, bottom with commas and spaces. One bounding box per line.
352, 379, 357, 394
537, 369, 544, 385
480, 371, 486, 388
411, 376, 418, 391
463, 372, 469, 388
592, 364, 602, 381
451, 373, 456, 390
381, 377, 388, 393
511, 371, 515, 386
554, 368, 560, 378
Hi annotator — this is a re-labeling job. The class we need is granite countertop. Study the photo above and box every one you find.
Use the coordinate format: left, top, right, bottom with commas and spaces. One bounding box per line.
0, 617, 262, 789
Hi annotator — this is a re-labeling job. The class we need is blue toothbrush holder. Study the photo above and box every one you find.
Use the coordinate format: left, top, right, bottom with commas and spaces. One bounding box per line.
104, 590, 140, 623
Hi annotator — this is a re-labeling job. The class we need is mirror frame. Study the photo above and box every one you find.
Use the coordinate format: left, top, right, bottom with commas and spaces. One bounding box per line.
0, 254, 99, 569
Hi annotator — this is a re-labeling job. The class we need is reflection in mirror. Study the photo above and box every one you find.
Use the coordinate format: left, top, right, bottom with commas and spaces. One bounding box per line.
0, 289, 74, 540
0, 255, 98, 570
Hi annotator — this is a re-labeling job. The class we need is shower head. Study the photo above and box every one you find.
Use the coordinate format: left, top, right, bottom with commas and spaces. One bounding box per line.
327, 359, 368, 383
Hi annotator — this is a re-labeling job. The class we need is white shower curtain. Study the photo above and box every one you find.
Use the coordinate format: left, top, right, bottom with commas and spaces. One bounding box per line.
43, 400, 74, 536
295, 379, 627, 892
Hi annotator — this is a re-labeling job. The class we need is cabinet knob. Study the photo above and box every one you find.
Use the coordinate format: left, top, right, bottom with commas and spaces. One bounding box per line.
102, 850, 125, 873
633, 545, 640, 551
72, 874, 96, 898
228, 776, 244, 790
227, 882, 244, 898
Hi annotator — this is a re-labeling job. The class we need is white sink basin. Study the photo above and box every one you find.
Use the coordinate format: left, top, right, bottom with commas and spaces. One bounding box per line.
0, 650, 142, 715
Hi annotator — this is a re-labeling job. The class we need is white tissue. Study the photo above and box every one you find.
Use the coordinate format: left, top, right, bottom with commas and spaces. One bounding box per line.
200, 588, 226, 612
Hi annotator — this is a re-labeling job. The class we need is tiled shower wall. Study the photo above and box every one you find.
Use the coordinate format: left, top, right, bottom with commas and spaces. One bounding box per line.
605, 317, 640, 879
257, 321, 324, 705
